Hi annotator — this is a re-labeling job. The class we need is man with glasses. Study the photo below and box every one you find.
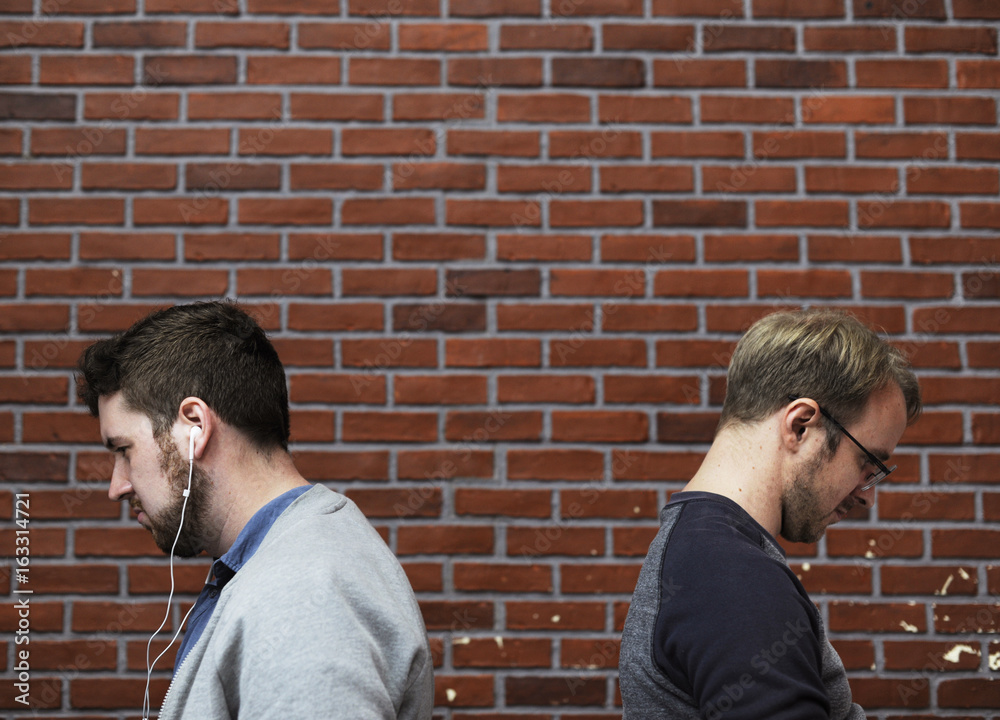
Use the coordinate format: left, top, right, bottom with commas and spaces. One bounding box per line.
620, 309, 922, 720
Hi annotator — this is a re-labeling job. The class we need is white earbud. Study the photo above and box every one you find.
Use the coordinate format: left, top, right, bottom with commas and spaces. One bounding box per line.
188, 426, 202, 462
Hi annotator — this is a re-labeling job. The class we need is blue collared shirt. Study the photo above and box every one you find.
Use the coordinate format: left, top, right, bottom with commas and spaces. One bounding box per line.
173, 484, 312, 674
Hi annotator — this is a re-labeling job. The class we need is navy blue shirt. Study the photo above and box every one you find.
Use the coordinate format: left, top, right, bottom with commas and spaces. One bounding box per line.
174, 484, 312, 674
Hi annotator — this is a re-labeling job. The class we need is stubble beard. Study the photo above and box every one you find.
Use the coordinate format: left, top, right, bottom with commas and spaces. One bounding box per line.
780, 451, 834, 545
138, 434, 213, 557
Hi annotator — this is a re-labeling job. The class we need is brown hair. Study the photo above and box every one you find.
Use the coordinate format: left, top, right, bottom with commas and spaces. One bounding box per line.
77, 300, 290, 452
718, 309, 921, 446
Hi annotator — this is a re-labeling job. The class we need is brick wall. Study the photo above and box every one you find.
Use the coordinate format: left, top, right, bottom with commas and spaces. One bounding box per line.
1, 0, 999, 716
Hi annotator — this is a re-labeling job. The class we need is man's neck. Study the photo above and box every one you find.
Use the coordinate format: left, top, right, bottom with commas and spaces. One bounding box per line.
203, 449, 310, 558
682, 422, 784, 538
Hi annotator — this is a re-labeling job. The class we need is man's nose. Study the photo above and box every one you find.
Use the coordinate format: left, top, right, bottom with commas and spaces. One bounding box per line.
108, 459, 132, 502
852, 482, 876, 508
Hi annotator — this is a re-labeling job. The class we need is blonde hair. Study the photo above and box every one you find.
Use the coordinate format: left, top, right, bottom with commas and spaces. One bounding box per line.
718, 309, 921, 442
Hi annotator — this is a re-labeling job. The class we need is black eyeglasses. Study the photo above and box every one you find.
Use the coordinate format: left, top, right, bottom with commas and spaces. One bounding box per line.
787, 395, 896, 492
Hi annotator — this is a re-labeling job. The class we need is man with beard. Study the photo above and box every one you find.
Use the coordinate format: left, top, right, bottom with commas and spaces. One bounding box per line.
77, 301, 434, 720
619, 309, 922, 720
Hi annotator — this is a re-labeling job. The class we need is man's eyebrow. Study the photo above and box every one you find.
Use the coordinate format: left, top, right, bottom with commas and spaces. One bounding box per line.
871, 447, 891, 463
104, 436, 124, 450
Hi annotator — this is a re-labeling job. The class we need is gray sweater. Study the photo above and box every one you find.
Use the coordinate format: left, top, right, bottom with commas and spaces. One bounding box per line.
158, 484, 434, 720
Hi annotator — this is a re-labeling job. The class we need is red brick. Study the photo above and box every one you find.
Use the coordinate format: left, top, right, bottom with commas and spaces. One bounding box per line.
81, 162, 177, 190
906, 96, 996, 125
393, 232, 485, 261
652, 269, 746, 297
499, 23, 593, 50
40, 55, 133, 85
350, 58, 440, 86
395, 375, 487, 405
135, 127, 229, 155
398, 22, 487, 50
195, 20, 289, 47
455, 489, 552, 518
291, 93, 384, 121
395, 92, 485, 121
826, 528, 924, 558
508, 449, 603, 481
907, 26, 997, 54
145, 54, 237, 84
343, 128, 435, 156
398, 525, 494, 554
803, 25, 895, 51
908, 167, 999, 195
454, 563, 552, 592
509, 526, 604, 557
448, 57, 542, 86
934, 604, 1000, 634
298, 21, 390, 49
497, 375, 595, 404
860, 271, 954, 299
30, 126, 124, 156
453, 637, 551, 668
704, 235, 798, 262
958, 59, 1000, 89
93, 20, 186, 46
25, 268, 123, 298
600, 234, 695, 262
973, 414, 1000, 444
446, 338, 541, 367
348, 488, 441, 519
551, 338, 646, 368
806, 166, 899, 194
434, 675, 495, 708
0, 162, 73, 190
829, 601, 926, 633
347, 0, 438, 15
755, 0, 843, 16
855, 131, 949, 160
290, 163, 383, 191
239, 197, 332, 225
758, 200, 850, 228
653, 199, 746, 227
84, 91, 178, 120
133, 197, 228, 225
933, 530, 1000, 559
955, 0, 1000, 17
0, 20, 84, 47
188, 163, 282, 191
602, 304, 698, 332
239, 267, 332, 296
131, 268, 228, 296
605, 165, 693, 193
497, 304, 591, 332
394, 162, 485, 190
447, 198, 541, 227
654, 59, 746, 87
247, 56, 340, 84
505, 601, 605, 630
961, 202, 1000, 229
496, 234, 591, 262
702, 23, 792, 51
881, 565, 978, 596
599, 95, 691, 123
497, 94, 589, 123
552, 57, 644, 87
448, 129, 540, 157
394, 302, 485, 332
189, 91, 282, 120
802, 94, 895, 124
756, 59, 847, 88
562, 563, 640, 593
342, 411, 437, 443
704, 164, 795, 193
29, 197, 124, 225
341, 339, 437, 368
1, 55, 32, 84
551, 411, 649, 443
287, 303, 383, 331
858, 200, 950, 230
0, 92, 76, 120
